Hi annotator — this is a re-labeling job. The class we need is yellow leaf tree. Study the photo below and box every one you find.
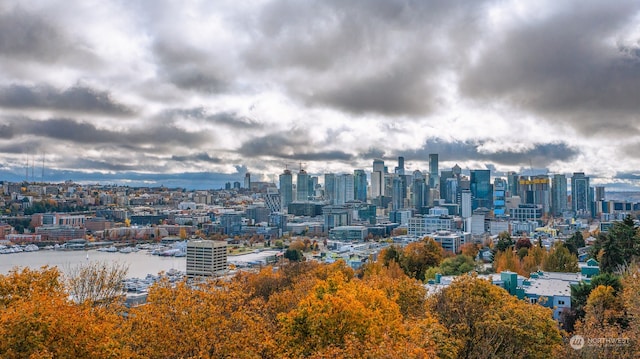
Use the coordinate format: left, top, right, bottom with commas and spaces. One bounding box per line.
429, 274, 563, 358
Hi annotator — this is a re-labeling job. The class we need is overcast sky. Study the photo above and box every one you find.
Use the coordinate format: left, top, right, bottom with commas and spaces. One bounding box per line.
1, 0, 640, 189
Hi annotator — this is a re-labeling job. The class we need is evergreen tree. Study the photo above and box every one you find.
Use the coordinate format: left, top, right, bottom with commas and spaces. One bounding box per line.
565, 231, 585, 255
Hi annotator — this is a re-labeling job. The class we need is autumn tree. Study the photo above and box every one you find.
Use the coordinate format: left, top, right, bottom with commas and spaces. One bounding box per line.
66, 261, 129, 307
362, 260, 428, 319
515, 237, 532, 251
430, 274, 563, 358
493, 248, 526, 276
278, 271, 455, 358
543, 242, 579, 272
564, 285, 638, 359
125, 279, 276, 358
460, 243, 479, 258
399, 237, 444, 281
0, 267, 127, 358
522, 244, 547, 273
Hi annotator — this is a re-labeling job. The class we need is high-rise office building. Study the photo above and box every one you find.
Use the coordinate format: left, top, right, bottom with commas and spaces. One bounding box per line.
310, 176, 319, 198
470, 169, 492, 210
296, 169, 309, 201
353, 169, 367, 202
334, 173, 355, 205
371, 159, 385, 199
520, 175, 550, 214
439, 170, 454, 202
412, 170, 427, 211
595, 186, 605, 201
507, 171, 519, 197
392, 175, 404, 210
551, 174, 568, 216
461, 190, 472, 218
186, 240, 227, 278
444, 178, 458, 204
571, 172, 591, 217
395, 156, 405, 175
429, 154, 439, 188
244, 172, 251, 189
324, 173, 336, 204
493, 178, 507, 216
279, 169, 293, 212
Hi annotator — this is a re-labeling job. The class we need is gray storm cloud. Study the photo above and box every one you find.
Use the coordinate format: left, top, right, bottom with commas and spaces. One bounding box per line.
0, 0, 639, 187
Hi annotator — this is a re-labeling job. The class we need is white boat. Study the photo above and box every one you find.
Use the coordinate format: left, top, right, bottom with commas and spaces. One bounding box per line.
119, 247, 138, 254
23, 244, 40, 252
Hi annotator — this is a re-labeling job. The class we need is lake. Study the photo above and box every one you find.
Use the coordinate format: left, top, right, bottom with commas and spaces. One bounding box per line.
0, 249, 186, 279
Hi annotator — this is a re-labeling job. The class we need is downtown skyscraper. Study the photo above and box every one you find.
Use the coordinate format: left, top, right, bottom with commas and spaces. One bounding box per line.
354, 169, 367, 202
279, 169, 293, 213
571, 172, 591, 217
551, 174, 568, 216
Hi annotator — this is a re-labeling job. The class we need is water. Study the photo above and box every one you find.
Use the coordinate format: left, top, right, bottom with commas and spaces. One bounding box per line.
0, 250, 186, 279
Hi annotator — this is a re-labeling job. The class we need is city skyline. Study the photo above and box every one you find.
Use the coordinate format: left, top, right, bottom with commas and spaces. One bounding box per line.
2, 1, 640, 190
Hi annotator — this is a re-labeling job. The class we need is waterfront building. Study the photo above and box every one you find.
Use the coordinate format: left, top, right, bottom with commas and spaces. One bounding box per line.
186, 240, 227, 278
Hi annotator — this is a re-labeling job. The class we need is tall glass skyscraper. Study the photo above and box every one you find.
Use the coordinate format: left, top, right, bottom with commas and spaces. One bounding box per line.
324, 173, 336, 204
395, 156, 405, 175
551, 174, 568, 216
296, 169, 309, 201
412, 170, 427, 211
334, 173, 355, 205
571, 172, 591, 217
371, 159, 385, 199
429, 154, 439, 188
354, 169, 367, 202
392, 175, 403, 210
470, 169, 492, 210
279, 169, 293, 212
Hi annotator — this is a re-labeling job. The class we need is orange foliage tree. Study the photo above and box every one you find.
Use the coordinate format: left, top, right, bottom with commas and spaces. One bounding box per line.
0, 267, 127, 358
277, 270, 454, 358
430, 274, 563, 358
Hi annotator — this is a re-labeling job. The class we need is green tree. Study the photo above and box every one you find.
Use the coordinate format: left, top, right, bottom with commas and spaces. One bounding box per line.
565, 231, 585, 255
495, 231, 514, 252
599, 232, 624, 273
438, 255, 476, 276
284, 248, 304, 262
381, 245, 402, 266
